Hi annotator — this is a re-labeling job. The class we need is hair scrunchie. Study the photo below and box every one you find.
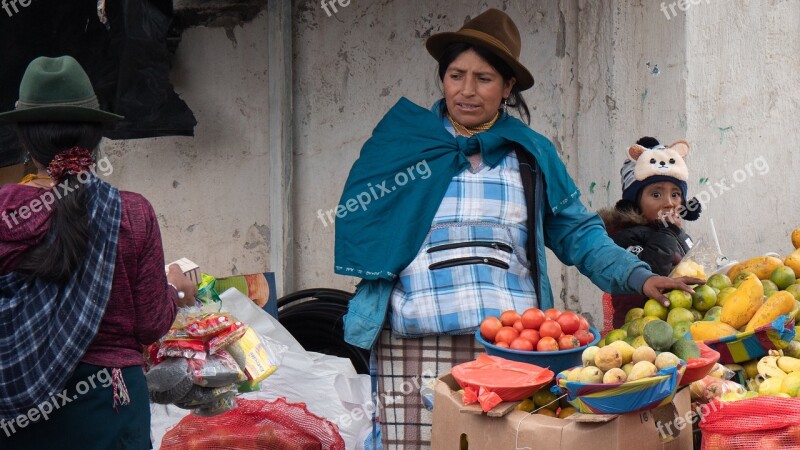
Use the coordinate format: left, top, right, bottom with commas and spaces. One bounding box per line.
47, 147, 94, 182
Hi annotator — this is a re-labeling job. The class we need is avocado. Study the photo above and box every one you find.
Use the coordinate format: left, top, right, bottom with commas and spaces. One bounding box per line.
643, 320, 674, 352
671, 338, 701, 360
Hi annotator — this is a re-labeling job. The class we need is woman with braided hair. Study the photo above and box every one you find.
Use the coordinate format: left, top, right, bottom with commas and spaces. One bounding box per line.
0, 55, 196, 448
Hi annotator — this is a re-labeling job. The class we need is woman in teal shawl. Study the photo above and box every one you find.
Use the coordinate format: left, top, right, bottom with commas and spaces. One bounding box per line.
334, 9, 702, 449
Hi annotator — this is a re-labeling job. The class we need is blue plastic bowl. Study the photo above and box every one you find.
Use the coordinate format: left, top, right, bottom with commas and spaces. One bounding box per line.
475, 327, 601, 375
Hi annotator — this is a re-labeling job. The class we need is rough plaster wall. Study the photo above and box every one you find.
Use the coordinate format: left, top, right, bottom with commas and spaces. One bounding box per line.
685, 0, 800, 260
103, 13, 270, 277
292, 1, 571, 296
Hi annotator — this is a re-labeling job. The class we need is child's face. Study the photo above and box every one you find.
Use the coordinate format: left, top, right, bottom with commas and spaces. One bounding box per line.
639, 181, 682, 223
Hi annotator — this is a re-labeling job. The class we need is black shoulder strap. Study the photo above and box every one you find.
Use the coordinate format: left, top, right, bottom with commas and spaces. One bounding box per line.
514, 146, 543, 302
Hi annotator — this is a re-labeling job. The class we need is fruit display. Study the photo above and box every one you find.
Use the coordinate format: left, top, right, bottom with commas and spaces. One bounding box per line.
513, 382, 577, 419
479, 308, 594, 352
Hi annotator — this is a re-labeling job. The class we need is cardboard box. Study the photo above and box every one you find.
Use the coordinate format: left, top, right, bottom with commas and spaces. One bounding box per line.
431, 373, 692, 450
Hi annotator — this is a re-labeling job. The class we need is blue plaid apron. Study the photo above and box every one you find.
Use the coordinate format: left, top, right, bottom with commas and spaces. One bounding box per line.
389, 148, 537, 337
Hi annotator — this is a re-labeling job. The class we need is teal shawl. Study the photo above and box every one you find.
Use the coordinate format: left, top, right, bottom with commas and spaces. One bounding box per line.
334, 97, 580, 279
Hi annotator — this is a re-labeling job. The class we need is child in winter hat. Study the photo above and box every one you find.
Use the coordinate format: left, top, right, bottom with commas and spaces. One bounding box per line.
599, 137, 702, 329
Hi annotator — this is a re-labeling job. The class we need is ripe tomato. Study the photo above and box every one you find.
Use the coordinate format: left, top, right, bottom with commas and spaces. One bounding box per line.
499, 310, 522, 327
556, 311, 581, 335
538, 320, 562, 339
577, 315, 590, 331
574, 329, 595, 346
479, 316, 503, 342
536, 336, 559, 352
521, 308, 546, 330
494, 326, 519, 345
544, 308, 562, 321
558, 335, 581, 350
495, 341, 510, 348
509, 337, 535, 351
519, 329, 540, 348
513, 320, 525, 333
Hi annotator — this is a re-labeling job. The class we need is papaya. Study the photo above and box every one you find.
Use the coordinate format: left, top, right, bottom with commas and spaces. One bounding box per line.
745, 291, 796, 331
689, 321, 739, 341
727, 255, 784, 281
785, 248, 800, 278
720, 274, 765, 329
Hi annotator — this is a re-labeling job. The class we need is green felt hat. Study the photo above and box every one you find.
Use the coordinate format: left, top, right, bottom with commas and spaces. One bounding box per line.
0, 55, 123, 123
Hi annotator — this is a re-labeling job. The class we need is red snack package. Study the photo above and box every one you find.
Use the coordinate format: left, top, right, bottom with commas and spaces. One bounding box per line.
185, 312, 234, 338
206, 322, 248, 354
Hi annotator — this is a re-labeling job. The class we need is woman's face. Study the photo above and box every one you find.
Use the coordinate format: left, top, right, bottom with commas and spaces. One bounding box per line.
443, 49, 515, 127
639, 181, 682, 223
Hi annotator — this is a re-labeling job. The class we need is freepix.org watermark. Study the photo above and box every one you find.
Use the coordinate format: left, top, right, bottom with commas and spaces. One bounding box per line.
1, 0, 32, 18
320, 0, 350, 17
658, 155, 769, 228
1, 368, 113, 437
317, 159, 432, 227
660, 0, 713, 20
1, 156, 114, 230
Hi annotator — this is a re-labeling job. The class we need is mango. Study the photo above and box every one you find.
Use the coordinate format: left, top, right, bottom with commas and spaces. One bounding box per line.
689, 321, 739, 341
721, 274, 765, 329
745, 291, 796, 331
785, 248, 800, 278
727, 256, 784, 281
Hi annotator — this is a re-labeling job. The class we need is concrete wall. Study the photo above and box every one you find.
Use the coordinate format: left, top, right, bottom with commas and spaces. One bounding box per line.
103, 12, 271, 278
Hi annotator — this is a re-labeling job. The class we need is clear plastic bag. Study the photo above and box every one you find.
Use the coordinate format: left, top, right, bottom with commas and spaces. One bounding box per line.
669, 236, 729, 280
188, 351, 246, 387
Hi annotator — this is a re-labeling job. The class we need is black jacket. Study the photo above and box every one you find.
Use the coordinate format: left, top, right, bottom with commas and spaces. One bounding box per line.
598, 208, 693, 327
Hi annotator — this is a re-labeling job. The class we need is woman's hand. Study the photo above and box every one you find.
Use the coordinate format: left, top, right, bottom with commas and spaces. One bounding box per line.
167, 264, 198, 307
642, 275, 706, 307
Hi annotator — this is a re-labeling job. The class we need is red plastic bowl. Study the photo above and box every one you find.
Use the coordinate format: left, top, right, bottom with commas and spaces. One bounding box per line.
451, 354, 554, 402
680, 342, 720, 385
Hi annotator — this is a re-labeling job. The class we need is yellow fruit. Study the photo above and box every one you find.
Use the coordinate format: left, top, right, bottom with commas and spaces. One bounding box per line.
781, 372, 800, 397
785, 248, 800, 278
727, 256, 784, 281
605, 329, 627, 344
567, 367, 583, 382
667, 308, 694, 327
537, 408, 557, 417
771, 266, 798, 290
792, 228, 800, 250
672, 259, 707, 279
777, 356, 800, 373
608, 340, 635, 365
745, 291, 796, 331
689, 321, 739, 341
578, 366, 604, 384
692, 285, 718, 312
621, 363, 634, 376
594, 346, 623, 372
515, 398, 535, 412
632, 345, 657, 364
655, 352, 681, 370
558, 406, 577, 419
581, 346, 601, 367
603, 368, 627, 384
628, 361, 657, 381
721, 274, 765, 329
667, 290, 693, 310
786, 284, 800, 301
743, 359, 759, 379
624, 308, 645, 324
643, 299, 668, 321
631, 335, 648, 348
533, 389, 559, 411
716, 287, 737, 307
707, 274, 733, 291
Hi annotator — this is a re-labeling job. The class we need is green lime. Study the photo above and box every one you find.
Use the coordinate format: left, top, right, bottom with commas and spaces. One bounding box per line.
692, 285, 718, 312
533, 389, 559, 411
771, 266, 798, 290
631, 335, 648, 348
667, 290, 693, 310
672, 320, 692, 339
761, 279, 779, 298
706, 274, 732, 291
605, 329, 628, 344
667, 307, 695, 327
644, 299, 669, 320
786, 284, 800, 301
625, 307, 645, 324
703, 306, 722, 321
716, 287, 737, 307
690, 309, 703, 321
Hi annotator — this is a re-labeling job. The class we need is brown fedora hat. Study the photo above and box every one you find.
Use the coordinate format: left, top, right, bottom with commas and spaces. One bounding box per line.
426, 8, 534, 91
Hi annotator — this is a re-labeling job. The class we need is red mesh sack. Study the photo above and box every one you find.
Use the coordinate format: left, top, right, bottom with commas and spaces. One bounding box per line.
161, 398, 345, 450
699, 396, 800, 449
601, 292, 614, 336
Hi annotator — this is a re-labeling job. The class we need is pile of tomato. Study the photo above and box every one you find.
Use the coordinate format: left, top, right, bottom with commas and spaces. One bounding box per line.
479, 308, 595, 352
